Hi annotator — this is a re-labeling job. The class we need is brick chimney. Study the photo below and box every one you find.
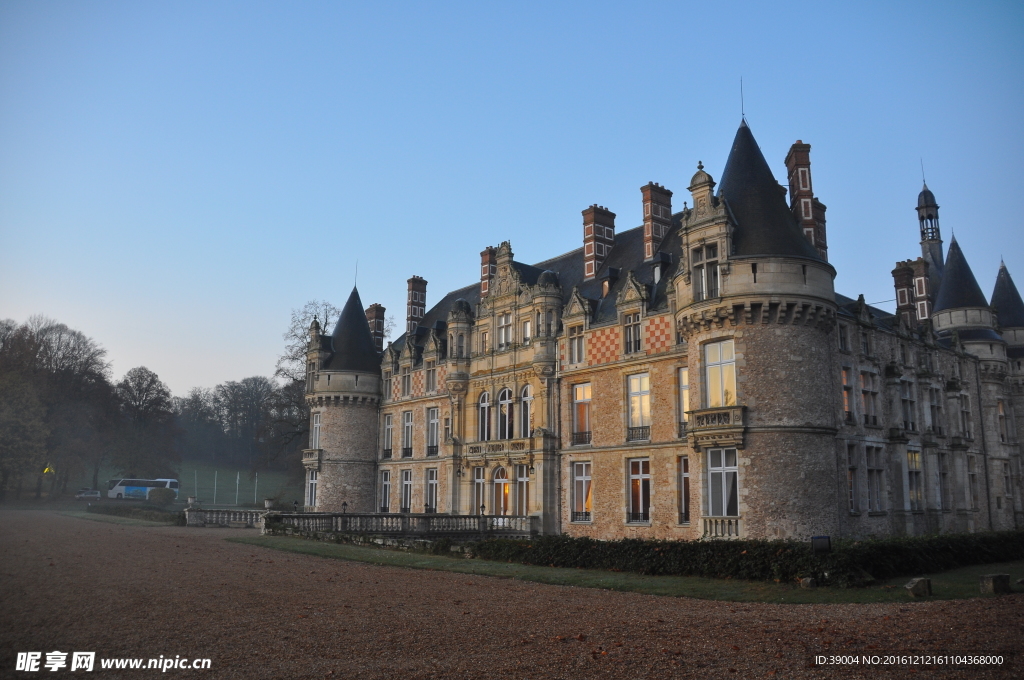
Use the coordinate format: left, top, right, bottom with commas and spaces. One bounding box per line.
892, 258, 931, 326
582, 205, 615, 280
406, 276, 427, 333
480, 246, 497, 297
642, 183, 673, 261
785, 141, 828, 261
365, 303, 386, 351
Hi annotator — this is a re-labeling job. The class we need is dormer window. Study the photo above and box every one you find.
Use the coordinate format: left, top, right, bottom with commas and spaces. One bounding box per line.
383, 370, 392, 400
401, 366, 411, 397
693, 244, 719, 301
623, 313, 642, 354
425, 360, 436, 392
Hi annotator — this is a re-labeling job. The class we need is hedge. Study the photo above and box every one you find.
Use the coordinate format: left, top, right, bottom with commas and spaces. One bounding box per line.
86, 503, 186, 526
469, 531, 1024, 587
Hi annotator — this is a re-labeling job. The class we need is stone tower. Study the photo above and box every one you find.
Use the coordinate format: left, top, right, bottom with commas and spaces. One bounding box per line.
675, 121, 839, 540
917, 183, 944, 299
303, 287, 382, 512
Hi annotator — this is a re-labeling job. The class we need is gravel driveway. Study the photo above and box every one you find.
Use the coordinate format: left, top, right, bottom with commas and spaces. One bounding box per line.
1, 510, 1020, 679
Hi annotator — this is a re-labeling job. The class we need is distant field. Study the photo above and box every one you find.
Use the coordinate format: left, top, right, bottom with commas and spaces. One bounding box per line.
67, 461, 304, 507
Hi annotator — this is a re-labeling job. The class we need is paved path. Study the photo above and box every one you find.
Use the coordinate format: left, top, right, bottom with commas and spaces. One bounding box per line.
1, 510, 1021, 679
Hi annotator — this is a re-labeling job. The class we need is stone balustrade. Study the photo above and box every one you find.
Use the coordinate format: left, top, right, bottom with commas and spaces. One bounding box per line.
185, 508, 265, 528
264, 512, 538, 538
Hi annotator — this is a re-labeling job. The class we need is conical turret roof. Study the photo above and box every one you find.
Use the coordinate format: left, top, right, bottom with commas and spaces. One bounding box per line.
933, 238, 989, 312
325, 287, 381, 373
717, 120, 822, 261
992, 262, 1024, 328
918, 183, 937, 209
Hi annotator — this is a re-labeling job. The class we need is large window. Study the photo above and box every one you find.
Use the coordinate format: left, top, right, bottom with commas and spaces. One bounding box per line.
705, 340, 736, 408
907, 450, 923, 511
927, 387, 943, 434
515, 464, 530, 516
860, 372, 878, 426
967, 455, 979, 510
380, 471, 391, 512
841, 369, 854, 423
311, 413, 321, 449
306, 470, 318, 508
493, 467, 510, 516
400, 470, 412, 513
998, 401, 1009, 443
627, 458, 650, 522
627, 373, 651, 441
842, 444, 858, 512
568, 325, 584, 364
678, 456, 690, 523
572, 383, 591, 445
520, 385, 533, 438
497, 313, 512, 349
692, 243, 719, 301
425, 468, 438, 513
866, 446, 884, 512
401, 366, 411, 397
425, 361, 436, 393
497, 388, 514, 440
707, 448, 738, 517
678, 368, 689, 435
623, 314, 642, 354
900, 380, 917, 431
383, 370, 392, 401
959, 395, 973, 439
473, 467, 486, 514
521, 319, 531, 343
382, 414, 393, 458
426, 407, 439, 456
572, 462, 592, 522
401, 411, 413, 457
478, 392, 491, 441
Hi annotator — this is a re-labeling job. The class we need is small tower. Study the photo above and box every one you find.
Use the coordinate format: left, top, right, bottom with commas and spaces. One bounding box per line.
304, 286, 382, 512
932, 238, 1005, 364
917, 183, 944, 295
992, 262, 1024, 349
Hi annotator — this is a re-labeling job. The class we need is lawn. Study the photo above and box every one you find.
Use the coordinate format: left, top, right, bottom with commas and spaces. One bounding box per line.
229, 534, 1024, 604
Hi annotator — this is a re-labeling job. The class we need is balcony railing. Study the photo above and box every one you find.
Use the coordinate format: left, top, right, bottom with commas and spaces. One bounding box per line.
380, 506, 390, 513
401, 447, 413, 458
266, 512, 539, 538
571, 431, 592, 446
400, 506, 410, 514
381, 448, 392, 459
301, 449, 322, 469
677, 421, 688, 438
687, 406, 746, 448
570, 511, 591, 522
703, 517, 741, 538
424, 506, 436, 514
626, 511, 649, 523
466, 438, 532, 455
426, 445, 438, 456
626, 426, 650, 442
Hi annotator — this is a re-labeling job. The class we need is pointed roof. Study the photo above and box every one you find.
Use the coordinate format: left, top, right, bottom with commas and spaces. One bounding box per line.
992, 262, 1024, 328
933, 238, 989, 312
717, 121, 822, 261
324, 287, 380, 373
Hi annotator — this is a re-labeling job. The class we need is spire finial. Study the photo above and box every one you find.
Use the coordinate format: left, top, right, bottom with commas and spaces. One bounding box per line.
354, 259, 358, 287
697, 161, 703, 171
920, 158, 926, 185
740, 76, 745, 120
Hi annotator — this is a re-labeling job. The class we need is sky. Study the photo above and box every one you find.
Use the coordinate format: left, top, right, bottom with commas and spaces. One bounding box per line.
1, 1, 1022, 396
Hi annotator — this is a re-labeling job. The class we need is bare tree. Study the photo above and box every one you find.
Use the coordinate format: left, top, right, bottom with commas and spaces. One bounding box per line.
113, 367, 177, 477
275, 300, 341, 382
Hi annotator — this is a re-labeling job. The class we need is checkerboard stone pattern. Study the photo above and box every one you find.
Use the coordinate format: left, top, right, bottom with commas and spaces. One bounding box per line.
645, 315, 674, 354
587, 327, 622, 366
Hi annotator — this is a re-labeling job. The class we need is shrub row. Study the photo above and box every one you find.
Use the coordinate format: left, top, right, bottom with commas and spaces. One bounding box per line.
469, 531, 1024, 587
86, 503, 186, 526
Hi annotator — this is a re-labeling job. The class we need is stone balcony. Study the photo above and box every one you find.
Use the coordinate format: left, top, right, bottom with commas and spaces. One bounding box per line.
302, 449, 322, 471
686, 406, 746, 449
466, 437, 533, 455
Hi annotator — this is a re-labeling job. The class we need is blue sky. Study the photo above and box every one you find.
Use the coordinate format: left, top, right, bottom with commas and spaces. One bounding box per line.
1, 1, 1022, 395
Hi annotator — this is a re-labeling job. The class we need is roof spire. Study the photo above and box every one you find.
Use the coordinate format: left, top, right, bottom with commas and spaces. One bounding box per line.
933, 238, 987, 313
992, 261, 1024, 328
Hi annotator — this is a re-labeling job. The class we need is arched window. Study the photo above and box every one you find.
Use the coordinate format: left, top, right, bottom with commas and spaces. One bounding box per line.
493, 467, 510, 516
520, 385, 533, 438
478, 392, 491, 441
497, 388, 514, 440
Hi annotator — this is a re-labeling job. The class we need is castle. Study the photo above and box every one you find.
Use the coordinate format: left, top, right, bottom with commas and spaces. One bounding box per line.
301, 121, 1023, 541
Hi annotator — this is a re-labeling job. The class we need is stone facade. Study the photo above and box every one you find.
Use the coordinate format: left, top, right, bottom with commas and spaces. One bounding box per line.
304, 121, 1023, 542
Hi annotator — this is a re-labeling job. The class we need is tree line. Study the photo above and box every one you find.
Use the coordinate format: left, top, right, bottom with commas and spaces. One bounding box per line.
0, 302, 392, 501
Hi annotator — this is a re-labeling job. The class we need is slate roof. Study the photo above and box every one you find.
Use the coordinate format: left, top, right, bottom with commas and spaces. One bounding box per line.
933, 238, 989, 312
324, 287, 381, 373
918, 183, 937, 209
717, 121, 823, 261
991, 263, 1024, 328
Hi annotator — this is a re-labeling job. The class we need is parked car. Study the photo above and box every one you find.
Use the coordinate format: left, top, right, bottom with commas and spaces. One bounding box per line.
75, 490, 101, 501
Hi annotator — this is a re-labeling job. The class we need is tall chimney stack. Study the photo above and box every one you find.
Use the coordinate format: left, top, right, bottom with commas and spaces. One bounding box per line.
480, 247, 497, 297
365, 303, 386, 351
582, 205, 616, 280
406, 276, 427, 334
641, 182, 673, 261
785, 141, 828, 261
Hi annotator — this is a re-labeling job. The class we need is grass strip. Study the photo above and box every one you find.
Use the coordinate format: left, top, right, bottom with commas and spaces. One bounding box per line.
229, 535, 1024, 604
60, 511, 176, 527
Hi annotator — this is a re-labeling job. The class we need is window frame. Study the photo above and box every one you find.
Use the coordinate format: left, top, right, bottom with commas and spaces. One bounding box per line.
706, 448, 739, 517
627, 373, 651, 441
311, 412, 321, 449
627, 458, 651, 523
678, 456, 690, 524
400, 469, 412, 513
568, 325, 584, 364
380, 470, 391, 512
623, 313, 642, 354
401, 410, 413, 457
478, 392, 491, 442
704, 340, 736, 408
426, 407, 439, 455
571, 461, 592, 522
382, 414, 393, 458
520, 385, 533, 438
425, 468, 438, 513
497, 388, 514, 440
